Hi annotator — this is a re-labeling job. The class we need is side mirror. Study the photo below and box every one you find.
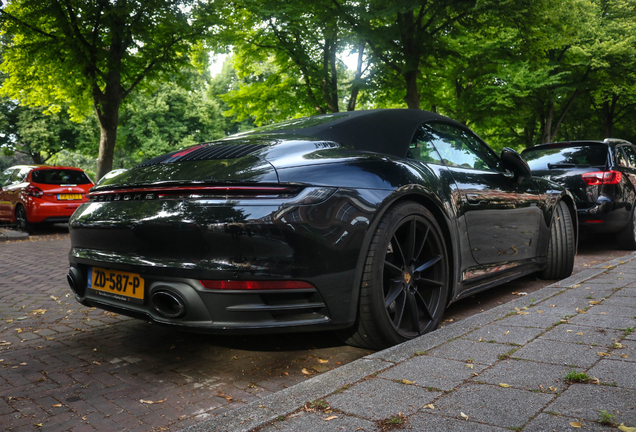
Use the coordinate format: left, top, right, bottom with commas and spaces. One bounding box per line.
501, 147, 532, 183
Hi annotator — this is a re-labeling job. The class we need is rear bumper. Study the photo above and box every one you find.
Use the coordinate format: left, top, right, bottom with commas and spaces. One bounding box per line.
26, 197, 84, 223
577, 196, 631, 233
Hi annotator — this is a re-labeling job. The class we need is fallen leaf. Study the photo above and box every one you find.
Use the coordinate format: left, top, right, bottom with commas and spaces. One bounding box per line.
499, 383, 511, 388
317, 358, 329, 364
572, 284, 580, 288
566, 330, 573, 333
52, 404, 62, 407
537, 311, 544, 314
576, 308, 586, 314
549, 386, 557, 391
34, 424, 42, 428
399, 379, 416, 385
460, 412, 469, 420
602, 265, 612, 268
591, 377, 600, 385
621, 355, 629, 358
424, 404, 435, 409
619, 424, 636, 432
550, 304, 556, 307
324, 416, 338, 421
517, 311, 529, 315
465, 364, 474, 369
504, 331, 509, 335
140, 398, 167, 404
576, 332, 583, 335
301, 368, 314, 375
597, 352, 611, 357
570, 421, 582, 428
30, 309, 47, 315
615, 343, 623, 349
589, 300, 601, 305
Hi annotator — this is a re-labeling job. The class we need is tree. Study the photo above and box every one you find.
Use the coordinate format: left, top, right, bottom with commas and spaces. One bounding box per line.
219, 0, 370, 124
0, 0, 222, 179
118, 81, 227, 164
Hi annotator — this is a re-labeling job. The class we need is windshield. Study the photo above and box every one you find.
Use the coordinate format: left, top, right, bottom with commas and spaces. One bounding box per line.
522, 144, 608, 170
31, 169, 92, 185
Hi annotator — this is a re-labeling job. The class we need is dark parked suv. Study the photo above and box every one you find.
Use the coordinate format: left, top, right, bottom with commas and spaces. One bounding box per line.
522, 139, 636, 249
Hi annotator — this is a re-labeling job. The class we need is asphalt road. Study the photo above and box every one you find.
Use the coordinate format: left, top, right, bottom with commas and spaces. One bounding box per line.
0, 225, 629, 431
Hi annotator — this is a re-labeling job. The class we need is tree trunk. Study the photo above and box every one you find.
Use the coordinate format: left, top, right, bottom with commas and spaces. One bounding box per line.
94, 83, 122, 180
601, 94, 619, 138
541, 100, 554, 143
403, 69, 420, 109
399, 11, 421, 110
347, 40, 365, 111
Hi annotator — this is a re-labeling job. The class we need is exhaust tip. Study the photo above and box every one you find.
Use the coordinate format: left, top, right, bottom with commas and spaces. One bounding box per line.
151, 291, 186, 318
67, 267, 85, 298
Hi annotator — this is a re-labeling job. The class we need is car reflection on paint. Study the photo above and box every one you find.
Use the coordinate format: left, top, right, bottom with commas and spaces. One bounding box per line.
67, 109, 577, 350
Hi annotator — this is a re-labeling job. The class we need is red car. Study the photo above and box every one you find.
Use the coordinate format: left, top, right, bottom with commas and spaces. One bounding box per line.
0, 165, 94, 232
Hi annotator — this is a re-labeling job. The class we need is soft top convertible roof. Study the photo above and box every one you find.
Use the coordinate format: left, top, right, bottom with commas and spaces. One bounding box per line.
246, 109, 460, 158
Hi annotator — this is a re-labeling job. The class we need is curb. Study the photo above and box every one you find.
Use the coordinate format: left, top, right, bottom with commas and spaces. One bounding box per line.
0, 228, 29, 242
181, 251, 636, 432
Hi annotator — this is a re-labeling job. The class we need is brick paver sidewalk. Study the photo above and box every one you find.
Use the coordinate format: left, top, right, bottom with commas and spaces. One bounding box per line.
185, 256, 636, 432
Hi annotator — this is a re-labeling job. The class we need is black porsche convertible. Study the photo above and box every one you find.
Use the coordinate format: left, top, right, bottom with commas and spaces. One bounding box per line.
67, 109, 576, 350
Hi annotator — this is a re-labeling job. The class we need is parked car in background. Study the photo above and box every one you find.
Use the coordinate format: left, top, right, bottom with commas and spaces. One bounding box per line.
522, 139, 636, 250
67, 109, 576, 350
0, 165, 94, 232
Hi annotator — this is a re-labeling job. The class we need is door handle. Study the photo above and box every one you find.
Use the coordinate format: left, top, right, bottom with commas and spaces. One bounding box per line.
465, 193, 484, 205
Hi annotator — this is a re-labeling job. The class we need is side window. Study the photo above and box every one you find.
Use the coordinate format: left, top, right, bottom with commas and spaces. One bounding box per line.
9, 168, 29, 185
424, 123, 499, 171
615, 147, 628, 167
622, 146, 636, 167
408, 127, 443, 164
0, 169, 14, 186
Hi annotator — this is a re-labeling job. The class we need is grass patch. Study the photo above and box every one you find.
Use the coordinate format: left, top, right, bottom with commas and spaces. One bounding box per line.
498, 347, 519, 361
376, 413, 406, 430
306, 399, 329, 409
597, 410, 617, 426
564, 370, 590, 383
625, 327, 635, 336
414, 351, 427, 356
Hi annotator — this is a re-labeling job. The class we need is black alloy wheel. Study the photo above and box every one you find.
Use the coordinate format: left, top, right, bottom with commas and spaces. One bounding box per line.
15, 205, 33, 233
344, 202, 449, 350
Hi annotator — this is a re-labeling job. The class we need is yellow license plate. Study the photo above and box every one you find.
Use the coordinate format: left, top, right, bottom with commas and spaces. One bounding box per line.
89, 267, 145, 301
58, 194, 83, 200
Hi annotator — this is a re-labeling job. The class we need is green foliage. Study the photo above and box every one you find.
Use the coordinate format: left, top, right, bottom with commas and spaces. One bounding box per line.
118, 82, 227, 164
597, 409, 617, 426
0, 0, 225, 178
564, 370, 590, 383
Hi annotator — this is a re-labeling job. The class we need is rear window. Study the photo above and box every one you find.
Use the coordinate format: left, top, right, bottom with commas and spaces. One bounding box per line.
31, 169, 92, 185
522, 144, 608, 170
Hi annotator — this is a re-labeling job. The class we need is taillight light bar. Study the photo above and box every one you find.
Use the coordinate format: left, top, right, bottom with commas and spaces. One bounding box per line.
87, 186, 298, 201
581, 171, 622, 186
200, 280, 315, 290
24, 185, 44, 197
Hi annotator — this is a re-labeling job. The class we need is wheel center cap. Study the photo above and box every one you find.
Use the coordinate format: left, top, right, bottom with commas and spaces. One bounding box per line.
404, 272, 412, 284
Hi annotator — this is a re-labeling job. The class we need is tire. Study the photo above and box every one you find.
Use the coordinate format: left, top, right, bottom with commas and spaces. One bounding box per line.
616, 207, 636, 250
342, 202, 449, 350
15, 205, 34, 234
540, 200, 575, 279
